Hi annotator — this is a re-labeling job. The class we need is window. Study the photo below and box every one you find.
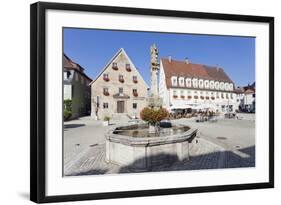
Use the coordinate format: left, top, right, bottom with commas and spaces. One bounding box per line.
133, 103, 137, 109
171, 77, 177, 86
64, 71, 71, 80
103, 103, 109, 109
173, 90, 178, 97
179, 77, 184, 86
126, 64, 131, 71
133, 76, 138, 83
119, 87, 123, 93
119, 75, 124, 83
253, 93, 255, 97
103, 87, 109, 96
112, 62, 118, 70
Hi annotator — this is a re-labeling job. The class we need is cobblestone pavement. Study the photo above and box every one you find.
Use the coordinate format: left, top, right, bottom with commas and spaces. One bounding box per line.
64, 115, 255, 176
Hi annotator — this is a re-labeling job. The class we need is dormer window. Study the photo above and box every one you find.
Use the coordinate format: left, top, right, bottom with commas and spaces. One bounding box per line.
171, 77, 177, 86
204, 80, 209, 89
210, 81, 214, 89
179, 77, 185, 87
112, 62, 118, 70
186, 78, 191, 87
126, 64, 131, 72
192, 78, 198, 88
199, 79, 204, 88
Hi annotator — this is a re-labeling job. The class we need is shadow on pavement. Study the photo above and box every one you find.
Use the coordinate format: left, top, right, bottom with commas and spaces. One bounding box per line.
64, 123, 85, 129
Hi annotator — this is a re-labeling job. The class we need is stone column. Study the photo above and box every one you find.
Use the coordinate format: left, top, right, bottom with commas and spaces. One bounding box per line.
150, 43, 159, 97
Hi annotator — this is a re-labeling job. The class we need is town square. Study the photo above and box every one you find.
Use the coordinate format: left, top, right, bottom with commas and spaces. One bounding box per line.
63, 28, 255, 176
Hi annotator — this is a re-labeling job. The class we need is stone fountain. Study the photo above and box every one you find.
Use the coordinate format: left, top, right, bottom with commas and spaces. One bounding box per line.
105, 44, 197, 170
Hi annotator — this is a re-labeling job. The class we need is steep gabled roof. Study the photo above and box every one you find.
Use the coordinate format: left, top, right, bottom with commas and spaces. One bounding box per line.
63, 53, 92, 81
90, 48, 149, 88
63, 54, 84, 72
161, 58, 234, 88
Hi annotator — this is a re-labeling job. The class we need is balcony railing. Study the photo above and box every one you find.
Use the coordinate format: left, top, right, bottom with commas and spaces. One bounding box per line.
173, 95, 178, 99
133, 92, 138, 97
133, 79, 138, 83
126, 67, 132, 72
187, 96, 192, 99
181, 95, 185, 99
119, 78, 124, 83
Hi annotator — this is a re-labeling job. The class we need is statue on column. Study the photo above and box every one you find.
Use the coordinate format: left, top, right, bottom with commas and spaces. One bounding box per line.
147, 43, 162, 108
150, 43, 160, 97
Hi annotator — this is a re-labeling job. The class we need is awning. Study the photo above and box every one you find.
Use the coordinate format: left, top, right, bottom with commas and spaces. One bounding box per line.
169, 101, 193, 110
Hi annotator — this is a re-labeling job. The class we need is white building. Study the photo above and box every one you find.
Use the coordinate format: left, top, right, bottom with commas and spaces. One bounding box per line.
159, 57, 238, 113
235, 82, 255, 112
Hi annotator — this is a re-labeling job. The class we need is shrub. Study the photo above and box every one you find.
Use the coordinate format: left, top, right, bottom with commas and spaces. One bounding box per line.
64, 99, 72, 121
64, 99, 72, 112
140, 107, 169, 126
64, 110, 72, 121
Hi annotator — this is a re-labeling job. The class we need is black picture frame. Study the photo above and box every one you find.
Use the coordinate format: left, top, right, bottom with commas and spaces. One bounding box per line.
30, 1, 274, 203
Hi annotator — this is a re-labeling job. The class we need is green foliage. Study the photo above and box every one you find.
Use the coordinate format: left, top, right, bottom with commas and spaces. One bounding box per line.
140, 107, 169, 125
103, 116, 111, 121
64, 99, 72, 112
64, 99, 72, 121
64, 110, 72, 121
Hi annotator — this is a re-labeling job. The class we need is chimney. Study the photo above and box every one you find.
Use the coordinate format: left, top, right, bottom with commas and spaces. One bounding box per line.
168, 56, 172, 63
185, 57, 189, 64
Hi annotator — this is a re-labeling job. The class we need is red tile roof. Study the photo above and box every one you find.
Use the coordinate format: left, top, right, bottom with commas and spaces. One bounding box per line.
63, 54, 84, 72
63, 53, 92, 81
161, 58, 234, 88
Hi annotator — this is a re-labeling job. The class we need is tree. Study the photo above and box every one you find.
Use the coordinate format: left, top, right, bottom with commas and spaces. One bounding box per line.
140, 107, 169, 133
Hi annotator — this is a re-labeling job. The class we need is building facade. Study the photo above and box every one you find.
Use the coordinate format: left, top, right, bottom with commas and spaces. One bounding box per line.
90, 48, 149, 120
159, 57, 238, 113
235, 82, 255, 112
63, 54, 92, 119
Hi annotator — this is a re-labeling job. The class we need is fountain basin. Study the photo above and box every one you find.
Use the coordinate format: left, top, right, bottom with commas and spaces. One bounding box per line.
105, 123, 197, 170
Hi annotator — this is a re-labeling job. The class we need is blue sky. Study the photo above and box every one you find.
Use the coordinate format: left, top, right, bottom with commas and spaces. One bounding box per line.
64, 28, 255, 86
